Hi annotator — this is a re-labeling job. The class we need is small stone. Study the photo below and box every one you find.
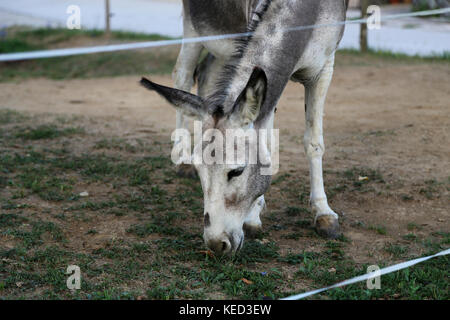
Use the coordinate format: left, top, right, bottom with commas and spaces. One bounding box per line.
79, 191, 89, 197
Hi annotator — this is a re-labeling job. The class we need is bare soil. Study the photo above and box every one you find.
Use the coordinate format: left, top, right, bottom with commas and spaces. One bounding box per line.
0, 59, 449, 267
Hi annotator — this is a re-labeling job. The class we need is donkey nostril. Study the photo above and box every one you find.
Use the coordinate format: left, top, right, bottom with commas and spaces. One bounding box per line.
204, 213, 211, 227
207, 238, 231, 255
221, 241, 228, 252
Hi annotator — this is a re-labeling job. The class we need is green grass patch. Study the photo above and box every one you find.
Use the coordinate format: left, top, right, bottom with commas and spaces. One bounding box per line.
368, 225, 387, 235
384, 243, 409, 258
323, 255, 449, 300
0, 109, 30, 124
0, 213, 28, 228
337, 48, 450, 65
0, 27, 177, 81
3, 221, 65, 247
15, 124, 84, 140
0, 38, 43, 54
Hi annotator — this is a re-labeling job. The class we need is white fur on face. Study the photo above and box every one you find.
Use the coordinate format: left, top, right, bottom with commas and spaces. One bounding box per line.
194, 133, 267, 249
196, 161, 250, 235
193, 108, 276, 250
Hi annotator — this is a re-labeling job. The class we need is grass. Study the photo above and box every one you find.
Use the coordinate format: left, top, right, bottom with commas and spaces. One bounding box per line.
0, 38, 42, 54
0, 109, 447, 300
1, 27, 449, 82
0, 55, 449, 300
309, 255, 449, 300
384, 243, 409, 258
0, 27, 178, 81
369, 225, 387, 236
15, 124, 84, 140
0, 27, 174, 53
4, 221, 65, 248
337, 48, 450, 66
418, 179, 444, 200
0, 109, 29, 124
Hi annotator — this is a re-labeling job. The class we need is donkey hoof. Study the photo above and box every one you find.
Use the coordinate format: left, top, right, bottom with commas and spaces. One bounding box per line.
315, 215, 340, 239
176, 164, 197, 179
243, 222, 262, 238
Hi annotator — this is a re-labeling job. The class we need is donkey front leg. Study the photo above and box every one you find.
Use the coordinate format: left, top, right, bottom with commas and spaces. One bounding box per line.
172, 39, 203, 178
243, 195, 266, 236
303, 55, 340, 239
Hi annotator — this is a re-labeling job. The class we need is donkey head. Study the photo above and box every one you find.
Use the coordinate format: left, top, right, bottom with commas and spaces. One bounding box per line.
140, 68, 274, 255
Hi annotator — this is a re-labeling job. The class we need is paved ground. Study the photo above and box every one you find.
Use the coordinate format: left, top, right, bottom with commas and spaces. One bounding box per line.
0, 1, 449, 56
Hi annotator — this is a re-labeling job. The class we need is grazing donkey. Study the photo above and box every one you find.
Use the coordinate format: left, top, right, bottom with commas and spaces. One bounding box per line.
141, 0, 348, 254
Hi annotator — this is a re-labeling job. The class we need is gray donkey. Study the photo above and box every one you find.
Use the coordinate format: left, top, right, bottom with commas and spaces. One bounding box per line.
141, 0, 349, 254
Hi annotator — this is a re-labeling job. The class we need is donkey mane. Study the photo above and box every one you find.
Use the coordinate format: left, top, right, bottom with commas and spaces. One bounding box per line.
205, 0, 273, 118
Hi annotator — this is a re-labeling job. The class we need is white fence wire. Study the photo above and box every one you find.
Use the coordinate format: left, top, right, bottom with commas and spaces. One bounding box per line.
0, 5, 448, 300
281, 248, 450, 300
0, 7, 449, 61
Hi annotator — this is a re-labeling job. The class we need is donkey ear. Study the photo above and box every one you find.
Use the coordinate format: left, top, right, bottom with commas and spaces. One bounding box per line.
233, 67, 267, 126
140, 77, 206, 120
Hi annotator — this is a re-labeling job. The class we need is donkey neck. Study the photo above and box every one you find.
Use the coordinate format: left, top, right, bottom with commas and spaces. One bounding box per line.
212, 0, 324, 128
186, 0, 259, 36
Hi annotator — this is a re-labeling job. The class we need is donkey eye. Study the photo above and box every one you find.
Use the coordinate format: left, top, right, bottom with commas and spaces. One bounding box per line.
227, 167, 245, 181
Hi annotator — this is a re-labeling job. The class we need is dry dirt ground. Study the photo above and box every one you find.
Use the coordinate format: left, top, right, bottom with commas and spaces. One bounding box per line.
0, 58, 449, 299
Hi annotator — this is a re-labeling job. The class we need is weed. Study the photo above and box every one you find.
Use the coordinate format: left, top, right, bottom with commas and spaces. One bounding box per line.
368, 225, 387, 235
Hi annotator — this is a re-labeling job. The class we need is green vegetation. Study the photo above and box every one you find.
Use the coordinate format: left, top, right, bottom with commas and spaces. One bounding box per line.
0, 109, 448, 299
369, 225, 388, 236
1, 27, 174, 53
295, 252, 449, 300
336, 49, 450, 66
0, 109, 29, 124
15, 124, 84, 140
1, 27, 449, 82
0, 27, 178, 81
